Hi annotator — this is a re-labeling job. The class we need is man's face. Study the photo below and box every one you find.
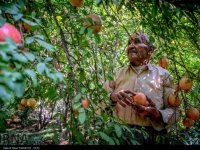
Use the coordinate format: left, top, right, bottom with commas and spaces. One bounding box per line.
126, 34, 149, 66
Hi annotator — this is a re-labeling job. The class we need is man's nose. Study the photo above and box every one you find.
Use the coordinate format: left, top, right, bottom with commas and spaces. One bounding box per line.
129, 42, 136, 48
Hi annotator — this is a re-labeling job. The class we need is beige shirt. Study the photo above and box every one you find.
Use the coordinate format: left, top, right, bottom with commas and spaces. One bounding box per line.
104, 63, 180, 131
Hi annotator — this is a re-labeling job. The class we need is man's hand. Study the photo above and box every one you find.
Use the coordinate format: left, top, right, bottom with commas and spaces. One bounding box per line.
110, 90, 135, 107
132, 97, 161, 121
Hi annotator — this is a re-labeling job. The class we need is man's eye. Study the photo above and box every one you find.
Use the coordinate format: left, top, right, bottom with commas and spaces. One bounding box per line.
135, 39, 140, 44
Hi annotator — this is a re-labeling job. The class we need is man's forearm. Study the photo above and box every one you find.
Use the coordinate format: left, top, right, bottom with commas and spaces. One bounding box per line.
149, 109, 162, 121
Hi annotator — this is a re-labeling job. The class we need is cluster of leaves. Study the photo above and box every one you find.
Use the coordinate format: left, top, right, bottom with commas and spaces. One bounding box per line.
0, 0, 199, 145
0, 1, 64, 131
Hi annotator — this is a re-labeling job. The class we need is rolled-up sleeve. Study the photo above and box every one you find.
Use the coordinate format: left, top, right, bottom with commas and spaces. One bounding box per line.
103, 68, 120, 96
103, 80, 115, 94
159, 72, 180, 126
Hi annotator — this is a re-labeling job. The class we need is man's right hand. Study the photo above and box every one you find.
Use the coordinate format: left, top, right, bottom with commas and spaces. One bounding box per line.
110, 90, 135, 107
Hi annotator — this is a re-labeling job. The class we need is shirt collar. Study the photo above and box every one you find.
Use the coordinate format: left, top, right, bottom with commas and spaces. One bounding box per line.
147, 63, 154, 71
128, 63, 154, 72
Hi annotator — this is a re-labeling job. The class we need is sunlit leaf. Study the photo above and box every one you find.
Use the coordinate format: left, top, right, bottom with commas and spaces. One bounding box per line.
0, 15, 6, 27
36, 63, 46, 74
79, 26, 86, 34
23, 52, 35, 62
113, 0, 119, 5
14, 82, 25, 97
0, 85, 13, 101
78, 111, 86, 124
25, 37, 34, 44
99, 132, 115, 145
114, 124, 122, 138
36, 39, 55, 52
21, 18, 37, 26
96, 0, 101, 4
53, 132, 59, 144
25, 69, 37, 87
13, 13, 23, 21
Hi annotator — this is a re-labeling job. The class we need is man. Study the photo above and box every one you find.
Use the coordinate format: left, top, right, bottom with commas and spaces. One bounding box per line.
103, 32, 180, 144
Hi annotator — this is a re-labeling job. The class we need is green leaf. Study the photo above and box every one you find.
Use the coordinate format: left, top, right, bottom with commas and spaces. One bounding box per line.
152, 5, 158, 18
21, 18, 37, 26
99, 132, 115, 145
47, 73, 56, 81
96, 0, 101, 4
13, 53, 28, 63
31, 11, 36, 18
0, 15, 6, 27
114, 124, 122, 138
55, 72, 64, 81
44, 67, 50, 75
113, 137, 120, 145
113, 0, 119, 5
0, 111, 7, 132
73, 102, 81, 110
122, 126, 134, 137
0, 52, 10, 62
53, 132, 59, 145
14, 82, 25, 98
86, 28, 93, 37
23, 52, 35, 62
78, 111, 86, 124
45, 87, 58, 100
36, 63, 46, 74
25, 37, 34, 44
110, 15, 117, 21
0, 42, 9, 52
0, 3, 19, 14
79, 26, 86, 34
44, 57, 53, 62
12, 72, 23, 80
0, 85, 13, 101
108, 22, 114, 27
25, 69, 37, 87
94, 33, 101, 44
81, 88, 86, 93
130, 139, 140, 145
13, 13, 23, 21
36, 39, 55, 52
53, 113, 64, 122
4, 37, 17, 50
78, 107, 84, 113
149, 36, 155, 44
34, 35, 44, 40
74, 93, 81, 102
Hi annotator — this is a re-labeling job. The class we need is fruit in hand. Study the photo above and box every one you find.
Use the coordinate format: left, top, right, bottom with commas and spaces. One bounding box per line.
81, 98, 90, 109
27, 98, 37, 108
168, 93, 181, 107
0, 23, 21, 43
158, 57, 169, 69
83, 14, 102, 33
186, 107, 199, 121
69, 0, 84, 7
179, 77, 193, 93
132, 92, 149, 106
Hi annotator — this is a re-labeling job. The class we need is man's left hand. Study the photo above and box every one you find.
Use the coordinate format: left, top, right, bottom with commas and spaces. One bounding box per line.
132, 97, 161, 121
